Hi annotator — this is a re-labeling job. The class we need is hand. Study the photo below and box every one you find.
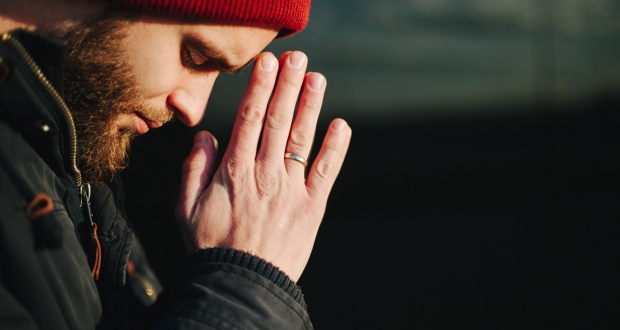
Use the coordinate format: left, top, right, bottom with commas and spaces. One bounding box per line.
175, 51, 351, 282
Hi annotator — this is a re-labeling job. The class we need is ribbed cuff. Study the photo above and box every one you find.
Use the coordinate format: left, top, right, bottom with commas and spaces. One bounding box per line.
184, 248, 307, 311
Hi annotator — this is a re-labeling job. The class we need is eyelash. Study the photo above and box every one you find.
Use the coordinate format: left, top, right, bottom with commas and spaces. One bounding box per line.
181, 47, 203, 72
180, 45, 241, 75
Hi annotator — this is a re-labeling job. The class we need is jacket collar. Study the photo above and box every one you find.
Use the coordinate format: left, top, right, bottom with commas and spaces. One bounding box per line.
0, 29, 75, 182
10, 30, 68, 95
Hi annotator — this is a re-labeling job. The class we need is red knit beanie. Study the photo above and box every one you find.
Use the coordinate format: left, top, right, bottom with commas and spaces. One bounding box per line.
104, 0, 311, 37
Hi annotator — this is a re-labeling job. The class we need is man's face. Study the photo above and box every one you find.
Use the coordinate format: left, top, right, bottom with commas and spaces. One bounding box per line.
119, 16, 279, 130
63, 11, 278, 184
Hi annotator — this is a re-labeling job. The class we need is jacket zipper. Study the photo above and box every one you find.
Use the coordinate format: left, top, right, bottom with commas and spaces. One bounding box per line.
2, 33, 155, 290
1, 32, 83, 187
1, 33, 102, 279
129, 272, 158, 303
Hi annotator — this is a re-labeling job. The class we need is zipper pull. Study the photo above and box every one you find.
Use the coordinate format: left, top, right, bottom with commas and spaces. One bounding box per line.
79, 183, 101, 280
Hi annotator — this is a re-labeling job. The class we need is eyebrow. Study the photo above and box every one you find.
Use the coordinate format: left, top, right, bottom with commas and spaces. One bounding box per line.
184, 35, 256, 74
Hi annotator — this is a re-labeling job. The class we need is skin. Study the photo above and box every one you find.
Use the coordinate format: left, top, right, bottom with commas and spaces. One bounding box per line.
1, 0, 352, 282
116, 18, 280, 131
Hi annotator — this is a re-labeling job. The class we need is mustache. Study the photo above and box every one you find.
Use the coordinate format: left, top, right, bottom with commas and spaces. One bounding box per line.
133, 104, 175, 126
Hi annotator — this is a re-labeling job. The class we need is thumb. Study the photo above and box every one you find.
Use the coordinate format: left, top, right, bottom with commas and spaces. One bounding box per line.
176, 130, 218, 221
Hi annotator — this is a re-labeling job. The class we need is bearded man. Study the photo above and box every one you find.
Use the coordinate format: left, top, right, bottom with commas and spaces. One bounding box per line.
0, 0, 351, 328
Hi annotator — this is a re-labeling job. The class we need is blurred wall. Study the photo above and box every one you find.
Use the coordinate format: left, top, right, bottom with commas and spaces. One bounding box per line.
204, 0, 620, 122
124, 1, 620, 328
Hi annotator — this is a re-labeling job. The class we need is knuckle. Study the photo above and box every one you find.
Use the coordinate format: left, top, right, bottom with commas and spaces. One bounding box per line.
255, 166, 278, 198
240, 103, 264, 124
315, 159, 332, 180
181, 156, 202, 175
253, 75, 272, 90
302, 97, 321, 111
181, 157, 194, 174
225, 157, 247, 184
288, 130, 311, 150
325, 138, 342, 152
279, 74, 302, 89
266, 110, 289, 129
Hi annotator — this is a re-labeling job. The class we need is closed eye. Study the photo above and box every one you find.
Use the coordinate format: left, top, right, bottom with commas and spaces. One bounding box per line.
181, 46, 209, 72
181, 39, 254, 75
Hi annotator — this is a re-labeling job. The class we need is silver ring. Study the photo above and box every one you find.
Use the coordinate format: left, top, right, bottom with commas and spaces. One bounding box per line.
284, 152, 307, 167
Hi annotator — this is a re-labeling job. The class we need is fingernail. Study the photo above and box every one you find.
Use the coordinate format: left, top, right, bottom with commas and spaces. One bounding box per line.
212, 136, 218, 152
332, 119, 346, 133
195, 132, 207, 148
289, 51, 306, 69
308, 73, 325, 91
261, 54, 277, 72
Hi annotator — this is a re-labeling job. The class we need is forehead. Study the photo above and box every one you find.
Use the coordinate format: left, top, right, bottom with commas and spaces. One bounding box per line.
124, 16, 279, 68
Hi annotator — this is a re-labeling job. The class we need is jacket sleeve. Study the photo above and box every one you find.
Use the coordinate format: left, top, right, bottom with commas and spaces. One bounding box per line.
147, 248, 313, 330
105, 178, 312, 330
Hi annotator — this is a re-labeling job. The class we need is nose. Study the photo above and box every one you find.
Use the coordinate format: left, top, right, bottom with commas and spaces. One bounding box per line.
167, 72, 219, 127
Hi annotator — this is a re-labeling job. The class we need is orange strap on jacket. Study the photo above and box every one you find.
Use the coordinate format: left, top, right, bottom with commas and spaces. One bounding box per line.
91, 223, 102, 280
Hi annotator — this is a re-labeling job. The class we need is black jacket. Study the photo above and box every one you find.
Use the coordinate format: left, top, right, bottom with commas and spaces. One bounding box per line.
0, 30, 312, 330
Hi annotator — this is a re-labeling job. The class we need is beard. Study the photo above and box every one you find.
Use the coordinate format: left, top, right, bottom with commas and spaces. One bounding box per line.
63, 10, 173, 185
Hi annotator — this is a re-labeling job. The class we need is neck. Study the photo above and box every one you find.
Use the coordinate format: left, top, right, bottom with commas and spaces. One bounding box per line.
0, 0, 107, 37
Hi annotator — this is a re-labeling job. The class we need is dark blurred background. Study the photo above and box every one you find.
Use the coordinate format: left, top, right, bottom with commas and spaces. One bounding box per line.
123, 1, 620, 328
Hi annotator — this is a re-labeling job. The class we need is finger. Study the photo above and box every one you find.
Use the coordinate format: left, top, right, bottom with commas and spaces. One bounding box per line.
278, 51, 293, 73
285, 72, 326, 178
276, 51, 293, 82
225, 52, 278, 162
306, 119, 352, 201
176, 130, 218, 221
257, 51, 307, 166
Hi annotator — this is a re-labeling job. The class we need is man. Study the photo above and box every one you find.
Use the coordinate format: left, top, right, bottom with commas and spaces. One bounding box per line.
0, 0, 352, 328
